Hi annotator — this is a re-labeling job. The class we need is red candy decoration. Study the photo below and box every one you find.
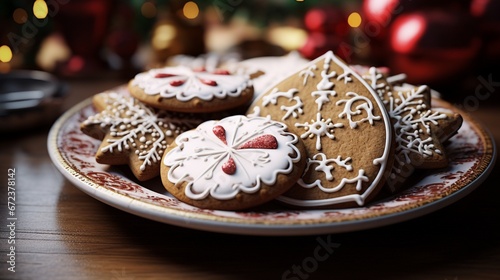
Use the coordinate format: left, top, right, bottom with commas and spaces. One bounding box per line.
222, 157, 237, 175
212, 125, 278, 175
213, 69, 230, 75
154, 73, 175, 78
169, 80, 185, 86
212, 125, 227, 144
200, 79, 218, 86
239, 134, 278, 150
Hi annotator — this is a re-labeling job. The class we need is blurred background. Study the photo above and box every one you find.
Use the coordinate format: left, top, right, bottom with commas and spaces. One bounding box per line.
1, 0, 500, 100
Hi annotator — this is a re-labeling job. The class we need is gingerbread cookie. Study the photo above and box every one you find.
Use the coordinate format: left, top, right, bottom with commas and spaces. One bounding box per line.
248, 51, 393, 208
128, 66, 254, 113
80, 91, 203, 181
361, 67, 463, 192
161, 115, 307, 210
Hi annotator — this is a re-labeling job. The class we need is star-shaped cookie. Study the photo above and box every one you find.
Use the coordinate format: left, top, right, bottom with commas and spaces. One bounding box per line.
361, 67, 463, 191
80, 90, 203, 181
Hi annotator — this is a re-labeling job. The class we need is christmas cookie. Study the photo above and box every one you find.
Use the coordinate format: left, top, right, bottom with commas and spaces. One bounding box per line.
128, 65, 254, 113
361, 67, 463, 192
161, 115, 307, 210
248, 51, 393, 208
80, 91, 203, 181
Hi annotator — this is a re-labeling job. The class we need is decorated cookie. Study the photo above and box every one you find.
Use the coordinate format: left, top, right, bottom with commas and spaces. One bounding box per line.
361, 67, 463, 192
161, 115, 307, 210
248, 51, 393, 208
128, 65, 254, 113
80, 91, 203, 181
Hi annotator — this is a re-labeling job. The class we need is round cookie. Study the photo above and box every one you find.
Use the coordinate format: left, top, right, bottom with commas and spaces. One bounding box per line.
129, 66, 254, 113
248, 51, 394, 208
161, 115, 307, 210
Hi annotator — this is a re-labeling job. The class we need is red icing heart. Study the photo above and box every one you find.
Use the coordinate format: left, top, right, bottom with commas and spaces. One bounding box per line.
222, 157, 236, 175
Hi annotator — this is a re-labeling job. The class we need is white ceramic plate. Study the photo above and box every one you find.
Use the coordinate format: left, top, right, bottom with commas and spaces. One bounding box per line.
48, 95, 496, 236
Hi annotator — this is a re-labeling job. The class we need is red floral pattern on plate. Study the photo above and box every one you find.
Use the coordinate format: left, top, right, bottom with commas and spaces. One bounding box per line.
49, 92, 495, 233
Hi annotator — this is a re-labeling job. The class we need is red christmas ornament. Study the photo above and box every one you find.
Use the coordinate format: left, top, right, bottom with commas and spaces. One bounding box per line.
388, 10, 481, 84
471, 0, 500, 64
300, 6, 349, 60
106, 29, 139, 59
304, 6, 349, 35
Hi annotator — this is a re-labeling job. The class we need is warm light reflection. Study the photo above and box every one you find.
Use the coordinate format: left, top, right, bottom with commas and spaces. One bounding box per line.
13, 8, 28, 24
363, 0, 398, 23
152, 24, 177, 50
33, 0, 48, 19
183, 1, 199, 20
348, 12, 362, 28
268, 27, 308, 51
36, 34, 71, 71
391, 15, 426, 53
141, 2, 157, 18
0, 45, 13, 63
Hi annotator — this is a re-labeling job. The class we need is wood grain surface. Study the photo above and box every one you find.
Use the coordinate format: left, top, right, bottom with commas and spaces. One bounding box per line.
1, 77, 499, 280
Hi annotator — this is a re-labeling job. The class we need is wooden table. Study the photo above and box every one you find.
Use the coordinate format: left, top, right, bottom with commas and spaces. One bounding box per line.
1, 76, 500, 280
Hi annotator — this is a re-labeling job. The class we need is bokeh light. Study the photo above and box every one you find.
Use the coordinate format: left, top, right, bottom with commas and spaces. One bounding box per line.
183, 1, 199, 20
268, 26, 308, 51
13, 8, 28, 24
348, 12, 362, 28
33, 0, 49, 19
152, 24, 177, 50
390, 14, 426, 53
0, 45, 13, 63
141, 2, 157, 18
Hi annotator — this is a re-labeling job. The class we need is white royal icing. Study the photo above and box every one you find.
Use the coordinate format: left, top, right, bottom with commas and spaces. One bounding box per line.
362, 67, 448, 181
250, 51, 392, 207
163, 115, 302, 201
83, 92, 200, 172
132, 66, 251, 101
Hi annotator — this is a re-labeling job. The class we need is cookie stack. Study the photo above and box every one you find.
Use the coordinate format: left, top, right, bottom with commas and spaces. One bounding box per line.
80, 51, 462, 211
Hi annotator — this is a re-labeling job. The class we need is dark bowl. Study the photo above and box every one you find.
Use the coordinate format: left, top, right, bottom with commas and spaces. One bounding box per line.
0, 70, 67, 132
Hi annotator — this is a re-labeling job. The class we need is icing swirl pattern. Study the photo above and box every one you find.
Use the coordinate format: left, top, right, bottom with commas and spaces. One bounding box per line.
163, 115, 302, 200
132, 66, 251, 101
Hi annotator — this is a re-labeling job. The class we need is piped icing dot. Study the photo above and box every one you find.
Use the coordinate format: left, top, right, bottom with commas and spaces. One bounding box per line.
212, 125, 227, 144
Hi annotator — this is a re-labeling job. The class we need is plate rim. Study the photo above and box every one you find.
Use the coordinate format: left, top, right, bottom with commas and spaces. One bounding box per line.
48, 96, 497, 236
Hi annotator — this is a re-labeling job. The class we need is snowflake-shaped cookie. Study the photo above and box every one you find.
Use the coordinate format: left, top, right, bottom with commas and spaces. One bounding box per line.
362, 67, 463, 191
80, 91, 202, 181
163, 115, 302, 203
